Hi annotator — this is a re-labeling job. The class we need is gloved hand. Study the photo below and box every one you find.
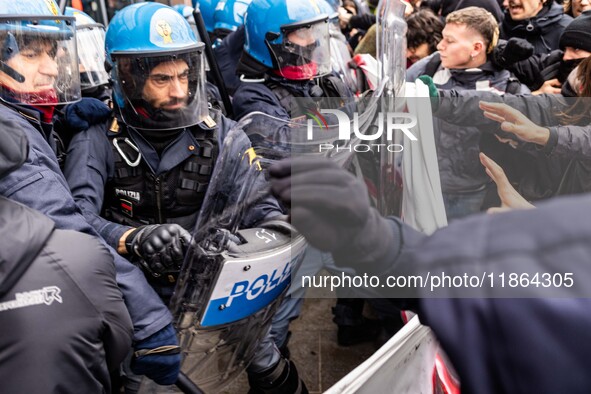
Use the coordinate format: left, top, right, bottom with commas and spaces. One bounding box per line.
125, 224, 192, 276
491, 37, 534, 69
131, 323, 181, 386
268, 158, 395, 266
417, 75, 438, 98
63, 97, 112, 133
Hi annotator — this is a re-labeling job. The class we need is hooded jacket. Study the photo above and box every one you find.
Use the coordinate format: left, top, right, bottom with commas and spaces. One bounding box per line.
501, 2, 573, 55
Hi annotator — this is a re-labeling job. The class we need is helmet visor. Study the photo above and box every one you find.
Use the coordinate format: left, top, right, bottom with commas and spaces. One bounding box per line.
113, 46, 208, 130
0, 16, 80, 106
76, 24, 109, 91
270, 19, 331, 80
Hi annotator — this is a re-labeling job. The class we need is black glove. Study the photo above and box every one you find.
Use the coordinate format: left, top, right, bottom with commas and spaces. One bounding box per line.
268, 158, 395, 266
125, 224, 192, 276
131, 323, 181, 386
63, 97, 112, 133
491, 38, 534, 69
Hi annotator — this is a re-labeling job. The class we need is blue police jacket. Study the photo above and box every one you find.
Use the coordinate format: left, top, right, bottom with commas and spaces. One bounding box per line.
63, 108, 281, 250
0, 102, 172, 341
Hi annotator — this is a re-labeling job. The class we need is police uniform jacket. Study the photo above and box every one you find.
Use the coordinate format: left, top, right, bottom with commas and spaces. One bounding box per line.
63, 110, 281, 250
0, 102, 172, 341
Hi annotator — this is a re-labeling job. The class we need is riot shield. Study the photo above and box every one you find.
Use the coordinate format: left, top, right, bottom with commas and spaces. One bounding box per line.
369, 0, 408, 217
143, 125, 307, 394
138, 79, 386, 394
171, 127, 305, 393
328, 19, 358, 95
376, 0, 407, 99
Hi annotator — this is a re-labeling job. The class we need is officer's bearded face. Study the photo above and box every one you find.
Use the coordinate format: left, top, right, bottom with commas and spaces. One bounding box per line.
0, 39, 58, 93
142, 59, 190, 111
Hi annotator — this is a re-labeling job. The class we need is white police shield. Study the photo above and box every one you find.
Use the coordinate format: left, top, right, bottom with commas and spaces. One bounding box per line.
156, 125, 307, 393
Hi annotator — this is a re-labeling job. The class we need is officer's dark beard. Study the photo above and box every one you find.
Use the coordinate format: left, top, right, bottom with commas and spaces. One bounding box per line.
124, 98, 190, 131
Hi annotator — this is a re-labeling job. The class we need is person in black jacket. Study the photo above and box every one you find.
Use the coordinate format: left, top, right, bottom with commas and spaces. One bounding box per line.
0, 1, 180, 388
407, 7, 530, 219
269, 156, 591, 394
0, 119, 133, 394
500, 0, 572, 54
506, 11, 591, 94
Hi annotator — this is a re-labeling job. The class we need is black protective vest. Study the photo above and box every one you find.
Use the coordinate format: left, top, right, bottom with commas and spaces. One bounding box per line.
103, 121, 219, 231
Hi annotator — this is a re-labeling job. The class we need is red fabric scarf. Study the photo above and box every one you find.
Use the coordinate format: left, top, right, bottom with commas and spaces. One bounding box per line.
274, 62, 318, 81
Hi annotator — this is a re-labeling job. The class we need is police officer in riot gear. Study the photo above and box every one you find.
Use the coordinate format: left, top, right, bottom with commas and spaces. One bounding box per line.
233, 0, 353, 120
63, 3, 306, 393
63, 7, 110, 101
233, 0, 383, 350
0, 0, 179, 388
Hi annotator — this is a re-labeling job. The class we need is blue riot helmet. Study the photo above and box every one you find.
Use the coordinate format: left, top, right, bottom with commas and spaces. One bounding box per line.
0, 0, 80, 106
213, 0, 252, 40
173, 4, 194, 19
64, 7, 109, 94
172, 5, 199, 44
105, 2, 208, 131
193, 0, 218, 34
243, 0, 331, 80
173, 4, 212, 72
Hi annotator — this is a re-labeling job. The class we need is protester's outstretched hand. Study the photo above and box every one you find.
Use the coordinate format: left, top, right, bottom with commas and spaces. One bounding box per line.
479, 153, 535, 213
479, 101, 550, 146
532, 78, 562, 95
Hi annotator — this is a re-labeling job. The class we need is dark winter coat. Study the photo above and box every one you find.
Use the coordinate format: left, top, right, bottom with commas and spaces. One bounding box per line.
0, 103, 172, 341
357, 193, 591, 394
0, 196, 133, 393
501, 2, 573, 55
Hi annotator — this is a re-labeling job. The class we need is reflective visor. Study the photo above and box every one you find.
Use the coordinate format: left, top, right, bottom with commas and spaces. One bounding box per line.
112, 46, 208, 130
0, 16, 80, 105
76, 24, 108, 90
268, 18, 331, 80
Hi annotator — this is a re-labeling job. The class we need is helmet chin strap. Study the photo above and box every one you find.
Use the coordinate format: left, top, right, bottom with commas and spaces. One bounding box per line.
1, 33, 25, 83
0, 62, 25, 83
